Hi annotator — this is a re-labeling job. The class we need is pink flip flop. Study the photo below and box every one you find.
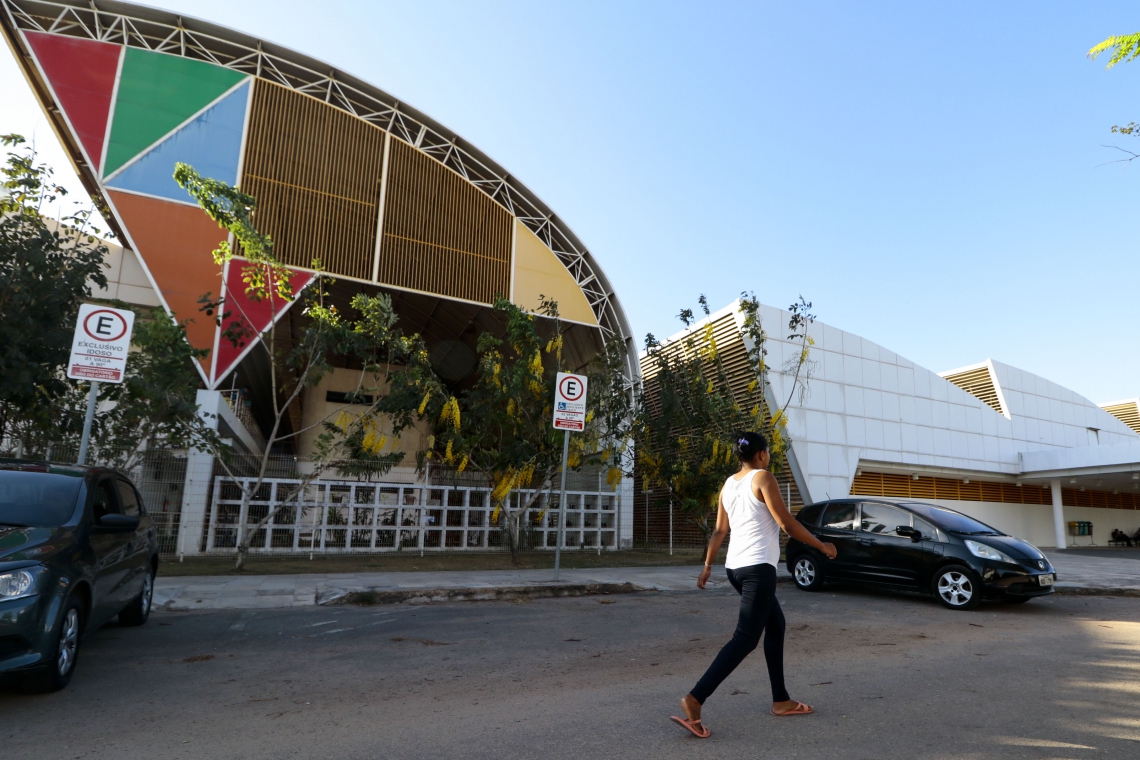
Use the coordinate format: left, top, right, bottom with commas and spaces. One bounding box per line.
670, 715, 711, 738
771, 701, 814, 717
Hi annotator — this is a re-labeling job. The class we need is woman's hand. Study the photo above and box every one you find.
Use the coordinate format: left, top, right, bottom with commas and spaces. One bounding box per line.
697, 565, 712, 589
820, 541, 838, 560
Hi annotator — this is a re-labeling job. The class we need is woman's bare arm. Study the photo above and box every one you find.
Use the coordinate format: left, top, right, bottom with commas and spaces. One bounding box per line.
696, 494, 730, 589
755, 472, 837, 559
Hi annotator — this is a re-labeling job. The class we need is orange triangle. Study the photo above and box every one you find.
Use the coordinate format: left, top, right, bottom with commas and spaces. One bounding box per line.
106, 190, 223, 375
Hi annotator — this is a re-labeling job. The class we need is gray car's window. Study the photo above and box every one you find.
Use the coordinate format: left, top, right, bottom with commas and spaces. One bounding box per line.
860, 503, 911, 537
92, 479, 119, 521
0, 471, 83, 527
115, 480, 141, 518
820, 502, 857, 531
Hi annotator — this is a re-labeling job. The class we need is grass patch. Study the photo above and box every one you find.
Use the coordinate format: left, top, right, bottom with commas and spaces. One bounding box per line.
158, 548, 718, 577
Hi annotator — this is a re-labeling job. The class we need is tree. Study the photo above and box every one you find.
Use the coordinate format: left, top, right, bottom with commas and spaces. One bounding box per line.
1088, 34, 1140, 161
426, 298, 631, 565
634, 293, 816, 543
173, 164, 438, 570
0, 134, 108, 443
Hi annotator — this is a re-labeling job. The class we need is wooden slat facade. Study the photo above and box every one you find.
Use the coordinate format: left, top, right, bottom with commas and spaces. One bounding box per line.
942, 366, 1004, 415
1101, 401, 1140, 435
376, 138, 512, 305
241, 80, 386, 281
851, 470, 1140, 510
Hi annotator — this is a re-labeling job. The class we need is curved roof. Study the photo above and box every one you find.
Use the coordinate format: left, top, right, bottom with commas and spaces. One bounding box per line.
0, 0, 638, 385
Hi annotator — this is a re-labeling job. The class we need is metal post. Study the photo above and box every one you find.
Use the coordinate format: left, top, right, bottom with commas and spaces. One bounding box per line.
553, 429, 570, 581
669, 499, 674, 556
1050, 479, 1066, 550
76, 380, 99, 465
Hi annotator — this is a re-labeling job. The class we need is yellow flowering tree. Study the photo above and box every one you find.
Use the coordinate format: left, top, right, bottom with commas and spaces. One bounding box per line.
634, 293, 816, 540
426, 297, 631, 565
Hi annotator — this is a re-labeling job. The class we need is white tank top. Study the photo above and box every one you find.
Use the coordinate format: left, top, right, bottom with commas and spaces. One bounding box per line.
722, 469, 781, 570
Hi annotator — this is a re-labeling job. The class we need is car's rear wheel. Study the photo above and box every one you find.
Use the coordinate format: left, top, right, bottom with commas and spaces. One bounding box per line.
933, 565, 982, 610
21, 596, 82, 693
792, 555, 826, 591
119, 566, 155, 626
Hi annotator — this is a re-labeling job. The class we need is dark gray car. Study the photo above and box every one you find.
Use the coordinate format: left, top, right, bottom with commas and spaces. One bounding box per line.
0, 460, 158, 692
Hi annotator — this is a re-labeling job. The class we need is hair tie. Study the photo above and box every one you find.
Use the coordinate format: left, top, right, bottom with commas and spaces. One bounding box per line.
738, 437, 749, 446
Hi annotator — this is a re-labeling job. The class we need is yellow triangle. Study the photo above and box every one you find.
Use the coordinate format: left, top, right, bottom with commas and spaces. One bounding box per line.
511, 220, 597, 325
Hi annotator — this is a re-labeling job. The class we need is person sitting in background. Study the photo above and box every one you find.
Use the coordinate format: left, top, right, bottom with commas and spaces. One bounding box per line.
1111, 529, 1134, 547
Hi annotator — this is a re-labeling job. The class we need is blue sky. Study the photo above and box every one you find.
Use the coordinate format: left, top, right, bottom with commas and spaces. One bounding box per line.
4, 1, 1139, 403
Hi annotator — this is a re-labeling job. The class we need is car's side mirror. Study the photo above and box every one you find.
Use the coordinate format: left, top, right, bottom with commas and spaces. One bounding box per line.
95, 513, 139, 532
896, 525, 921, 542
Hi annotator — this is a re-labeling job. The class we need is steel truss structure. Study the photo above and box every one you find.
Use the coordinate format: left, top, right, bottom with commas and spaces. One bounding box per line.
0, 0, 639, 384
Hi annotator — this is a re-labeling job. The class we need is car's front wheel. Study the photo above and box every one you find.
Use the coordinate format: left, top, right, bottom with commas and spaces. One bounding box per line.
933, 565, 982, 610
119, 566, 155, 626
792, 555, 826, 591
21, 595, 82, 693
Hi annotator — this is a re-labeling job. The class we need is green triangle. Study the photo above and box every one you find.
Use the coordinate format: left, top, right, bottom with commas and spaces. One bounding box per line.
103, 48, 247, 178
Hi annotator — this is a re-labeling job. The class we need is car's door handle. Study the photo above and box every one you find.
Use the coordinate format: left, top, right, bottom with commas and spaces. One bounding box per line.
858, 538, 873, 546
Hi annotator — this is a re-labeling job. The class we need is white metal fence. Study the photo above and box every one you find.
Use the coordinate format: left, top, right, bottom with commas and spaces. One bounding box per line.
204, 477, 622, 555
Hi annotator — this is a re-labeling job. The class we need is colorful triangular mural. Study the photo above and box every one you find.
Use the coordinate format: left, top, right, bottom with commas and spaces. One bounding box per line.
24, 31, 121, 170
214, 262, 315, 383
106, 189, 225, 375
107, 80, 250, 204
22, 30, 323, 389
103, 47, 247, 177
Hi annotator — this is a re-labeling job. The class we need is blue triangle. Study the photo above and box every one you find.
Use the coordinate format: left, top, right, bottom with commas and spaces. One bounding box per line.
107, 80, 250, 204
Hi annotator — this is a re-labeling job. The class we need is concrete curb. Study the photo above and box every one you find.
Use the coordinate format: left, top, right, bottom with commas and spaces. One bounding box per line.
321, 581, 645, 606
1053, 585, 1140, 598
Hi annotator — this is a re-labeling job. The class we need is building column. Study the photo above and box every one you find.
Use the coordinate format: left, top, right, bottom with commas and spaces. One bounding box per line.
176, 390, 220, 559
1050, 478, 1066, 550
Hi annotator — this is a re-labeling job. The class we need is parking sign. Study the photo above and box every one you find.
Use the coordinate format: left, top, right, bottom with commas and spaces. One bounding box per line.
67, 304, 135, 383
552, 372, 588, 431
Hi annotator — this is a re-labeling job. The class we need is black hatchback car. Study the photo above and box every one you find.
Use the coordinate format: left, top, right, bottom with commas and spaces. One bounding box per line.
785, 498, 1055, 610
0, 460, 158, 692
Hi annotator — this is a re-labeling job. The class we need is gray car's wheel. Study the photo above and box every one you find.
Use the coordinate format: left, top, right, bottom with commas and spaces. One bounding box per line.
21, 595, 82, 693
119, 566, 155, 626
792, 555, 825, 591
933, 565, 982, 610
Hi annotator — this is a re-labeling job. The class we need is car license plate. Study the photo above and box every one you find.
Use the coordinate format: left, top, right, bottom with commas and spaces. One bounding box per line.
1038, 574, 1054, 587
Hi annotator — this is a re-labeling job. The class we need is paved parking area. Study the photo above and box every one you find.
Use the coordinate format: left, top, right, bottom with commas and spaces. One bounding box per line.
4, 584, 1139, 759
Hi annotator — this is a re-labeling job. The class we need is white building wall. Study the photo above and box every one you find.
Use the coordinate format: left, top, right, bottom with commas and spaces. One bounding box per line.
725, 303, 1140, 505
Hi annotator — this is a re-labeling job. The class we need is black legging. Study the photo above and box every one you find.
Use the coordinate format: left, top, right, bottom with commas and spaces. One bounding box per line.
690, 563, 790, 704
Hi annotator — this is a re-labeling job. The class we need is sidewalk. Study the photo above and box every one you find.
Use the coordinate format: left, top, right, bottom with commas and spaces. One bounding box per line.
153, 564, 753, 611
152, 550, 1140, 611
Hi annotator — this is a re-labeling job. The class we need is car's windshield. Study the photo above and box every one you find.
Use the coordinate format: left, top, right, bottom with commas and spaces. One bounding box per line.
0, 470, 84, 527
902, 502, 1002, 535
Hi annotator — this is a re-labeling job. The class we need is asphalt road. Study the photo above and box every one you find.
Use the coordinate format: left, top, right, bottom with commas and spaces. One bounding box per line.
3, 585, 1140, 759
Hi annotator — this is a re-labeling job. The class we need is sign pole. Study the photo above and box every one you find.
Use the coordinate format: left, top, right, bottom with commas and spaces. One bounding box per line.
67, 304, 135, 467
76, 380, 99, 465
554, 429, 570, 581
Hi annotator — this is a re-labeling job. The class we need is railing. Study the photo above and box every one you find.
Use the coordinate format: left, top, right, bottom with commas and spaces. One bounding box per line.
205, 477, 622, 554
219, 390, 268, 452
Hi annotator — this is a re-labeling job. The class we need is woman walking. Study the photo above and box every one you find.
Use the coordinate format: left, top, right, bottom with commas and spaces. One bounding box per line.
671, 431, 837, 738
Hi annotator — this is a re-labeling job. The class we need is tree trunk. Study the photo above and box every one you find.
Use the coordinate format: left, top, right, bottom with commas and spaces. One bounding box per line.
503, 508, 522, 566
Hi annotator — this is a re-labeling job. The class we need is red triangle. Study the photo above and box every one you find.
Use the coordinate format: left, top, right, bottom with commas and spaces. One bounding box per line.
25, 31, 121, 171
106, 190, 224, 376
214, 264, 314, 383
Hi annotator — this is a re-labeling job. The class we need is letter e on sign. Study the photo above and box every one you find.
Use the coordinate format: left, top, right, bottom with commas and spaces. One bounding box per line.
552, 372, 588, 431
67, 304, 135, 383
